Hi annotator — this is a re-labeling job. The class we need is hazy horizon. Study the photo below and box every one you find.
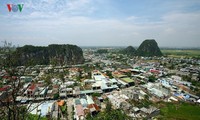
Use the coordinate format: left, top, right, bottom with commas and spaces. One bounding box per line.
0, 0, 200, 47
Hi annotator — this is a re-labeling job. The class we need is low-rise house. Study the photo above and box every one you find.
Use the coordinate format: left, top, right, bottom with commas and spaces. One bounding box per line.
75, 105, 85, 120
39, 87, 48, 98
66, 88, 73, 96
60, 88, 67, 98
87, 103, 100, 115
84, 79, 95, 85
20, 76, 32, 83
80, 98, 88, 108
92, 82, 101, 90
34, 87, 48, 99
86, 95, 95, 105
64, 81, 75, 86
73, 87, 81, 97
26, 84, 38, 97
92, 71, 106, 81
0, 86, 11, 103
142, 83, 170, 99
52, 85, 59, 95
120, 101, 132, 113
28, 101, 58, 118
46, 90, 53, 99
107, 94, 124, 109
140, 106, 160, 119
122, 89, 139, 101
114, 74, 135, 86
101, 79, 118, 92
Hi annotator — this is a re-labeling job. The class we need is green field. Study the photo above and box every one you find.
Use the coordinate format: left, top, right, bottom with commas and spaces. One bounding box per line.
160, 102, 200, 120
161, 49, 200, 58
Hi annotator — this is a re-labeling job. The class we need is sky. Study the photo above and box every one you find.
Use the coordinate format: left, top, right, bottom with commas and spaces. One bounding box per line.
0, 0, 200, 47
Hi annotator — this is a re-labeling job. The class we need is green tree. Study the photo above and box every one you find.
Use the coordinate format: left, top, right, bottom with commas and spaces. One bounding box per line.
92, 93, 101, 97
88, 100, 131, 120
105, 100, 112, 113
148, 75, 157, 82
59, 73, 65, 83
53, 93, 59, 99
106, 71, 113, 79
44, 75, 52, 86
0, 41, 50, 120
125, 71, 132, 78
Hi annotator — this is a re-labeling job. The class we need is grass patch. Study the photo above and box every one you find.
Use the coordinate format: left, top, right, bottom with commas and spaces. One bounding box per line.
160, 102, 200, 120
61, 105, 67, 113
161, 49, 200, 58
28, 114, 48, 120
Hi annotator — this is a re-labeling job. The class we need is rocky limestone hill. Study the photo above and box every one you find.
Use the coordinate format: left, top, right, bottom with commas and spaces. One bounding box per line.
137, 39, 163, 56
121, 46, 137, 56
10, 44, 84, 66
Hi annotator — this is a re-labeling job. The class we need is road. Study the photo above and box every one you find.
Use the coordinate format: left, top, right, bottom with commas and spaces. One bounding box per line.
67, 98, 73, 120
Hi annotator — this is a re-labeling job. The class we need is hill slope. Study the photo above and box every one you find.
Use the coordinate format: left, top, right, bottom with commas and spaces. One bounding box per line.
137, 39, 163, 56
10, 44, 84, 66
121, 46, 137, 56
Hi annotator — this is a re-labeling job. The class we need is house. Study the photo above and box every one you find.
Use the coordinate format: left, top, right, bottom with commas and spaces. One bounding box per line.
59, 88, 67, 98
52, 85, 59, 95
142, 83, 170, 99
113, 74, 134, 86
0, 86, 11, 103
20, 76, 32, 83
46, 90, 53, 99
140, 106, 160, 119
122, 89, 139, 101
92, 71, 106, 81
101, 79, 118, 92
107, 94, 124, 109
80, 98, 88, 107
28, 101, 58, 118
92, 82, 101, 90
27, 84, 38, 97
0, 86, 10, 92
120, 101, 131, 113
66, 88, 73, 96
75, 105, 85, 120
87, 104, 100, 115
73, 87, 81, 97
149, 69, 160, 74
86, 95, 94, 105
84, 79, 95, 85
39, 87, 48, 98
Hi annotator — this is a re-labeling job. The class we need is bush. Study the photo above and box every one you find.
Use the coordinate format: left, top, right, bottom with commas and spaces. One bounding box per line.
53, 93, 59, 99
148, 75, 157, 82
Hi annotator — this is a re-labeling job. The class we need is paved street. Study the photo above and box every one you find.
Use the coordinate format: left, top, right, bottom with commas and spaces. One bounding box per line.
67, 98, 73, 120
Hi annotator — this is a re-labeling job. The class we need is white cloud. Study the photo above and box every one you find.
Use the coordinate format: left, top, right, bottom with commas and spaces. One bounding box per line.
1, 0, 200, 47
66, 0, 90, 10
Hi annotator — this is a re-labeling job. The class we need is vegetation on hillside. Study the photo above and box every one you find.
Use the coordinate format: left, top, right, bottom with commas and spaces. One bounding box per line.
159, 102, 200, 120
86, 100, 131, 120
120, 39, 163, 57
121, 46, 136, 56
9, 44, 84, 66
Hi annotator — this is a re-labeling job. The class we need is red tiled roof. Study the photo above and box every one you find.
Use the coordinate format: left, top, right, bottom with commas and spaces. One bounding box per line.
75, 105, 84, 116
28, 84, 36, 90
150, 69, 160, 73
87, 104, 100, 111
3, 76, 10, 79
53, 85, 59, 88
0, 86, 10, 92
93, 104, 100, 111
12, 76, 17, 79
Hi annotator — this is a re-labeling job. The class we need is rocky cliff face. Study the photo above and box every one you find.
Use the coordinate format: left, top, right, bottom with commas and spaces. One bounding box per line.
11, 44, 84, 66
137, 39, 163, 56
